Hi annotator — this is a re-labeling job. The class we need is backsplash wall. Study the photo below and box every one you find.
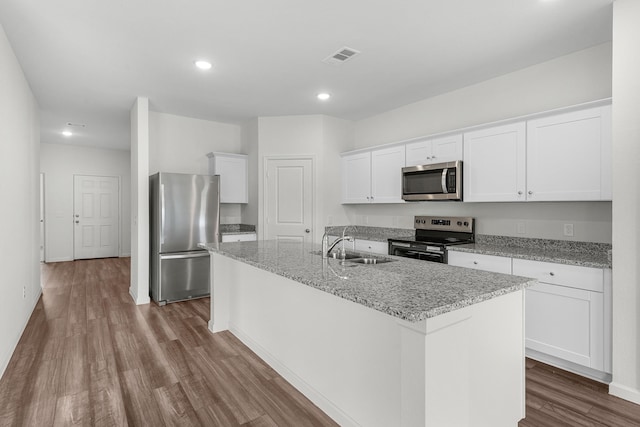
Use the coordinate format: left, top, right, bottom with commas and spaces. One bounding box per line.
343, 201, 612, 243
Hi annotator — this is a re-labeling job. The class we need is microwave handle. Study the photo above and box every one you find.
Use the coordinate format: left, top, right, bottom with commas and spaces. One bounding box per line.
441, 168, 449, 194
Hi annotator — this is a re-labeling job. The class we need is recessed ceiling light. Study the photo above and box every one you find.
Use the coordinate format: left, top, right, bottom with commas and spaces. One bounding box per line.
194, 60, 212, 70
317, 93, 331, 101
62, 130, 72, 137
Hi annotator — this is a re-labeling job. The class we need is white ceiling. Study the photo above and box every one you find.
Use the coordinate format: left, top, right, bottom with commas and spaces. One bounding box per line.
0, 0, 612, 151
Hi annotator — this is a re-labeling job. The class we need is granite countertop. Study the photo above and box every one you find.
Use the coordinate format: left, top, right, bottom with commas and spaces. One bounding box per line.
448, 235, 612, 269
199, 240, 534, 323
220, 224, 256, 235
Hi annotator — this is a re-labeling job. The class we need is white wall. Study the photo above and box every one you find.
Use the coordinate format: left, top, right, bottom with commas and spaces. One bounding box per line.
255, 115, 353, 243
610, 0, 640, 404
0, 23, 41, 377
130, 97, 150, 305
241, 118, 259, 228
149, 111, 244, 223
40, 143, 131, 261
346, 43, 613, 243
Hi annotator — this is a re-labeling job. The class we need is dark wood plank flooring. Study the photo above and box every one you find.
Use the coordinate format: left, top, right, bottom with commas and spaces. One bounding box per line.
1, 258, 639, 426
0, 258, 337, 426
520, 358, 640, 426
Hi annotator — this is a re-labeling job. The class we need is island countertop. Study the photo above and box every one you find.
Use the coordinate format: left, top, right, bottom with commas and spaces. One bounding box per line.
199, 240, 535, 322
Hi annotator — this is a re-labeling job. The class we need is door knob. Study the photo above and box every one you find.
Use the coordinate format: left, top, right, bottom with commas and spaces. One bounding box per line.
305, 229, 310, 233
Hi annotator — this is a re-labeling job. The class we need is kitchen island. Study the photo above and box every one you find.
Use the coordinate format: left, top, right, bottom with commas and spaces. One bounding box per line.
199, 240, 535, 427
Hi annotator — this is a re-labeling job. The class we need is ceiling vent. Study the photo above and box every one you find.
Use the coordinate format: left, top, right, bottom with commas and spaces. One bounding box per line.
323, 46, 361, 65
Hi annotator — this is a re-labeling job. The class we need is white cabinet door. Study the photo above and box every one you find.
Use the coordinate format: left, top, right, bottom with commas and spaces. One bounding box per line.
526, 105, 612, 201
405, 139, 432, 167
208, 152, 248, 203
341, 152, 372, 203
405, 134, 462, 167
524, 282, 604, 371
513, 259, 607, 372
447, 251, 512, 274
371, 145, 405, 203
431, 134, 463, 164
463, 122, 526, 202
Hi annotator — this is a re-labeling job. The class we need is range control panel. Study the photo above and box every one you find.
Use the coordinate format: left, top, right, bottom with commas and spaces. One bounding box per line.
414, 216, 474, 233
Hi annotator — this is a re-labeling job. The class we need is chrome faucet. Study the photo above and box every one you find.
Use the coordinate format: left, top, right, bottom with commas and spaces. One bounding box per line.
322, 226, 355, 259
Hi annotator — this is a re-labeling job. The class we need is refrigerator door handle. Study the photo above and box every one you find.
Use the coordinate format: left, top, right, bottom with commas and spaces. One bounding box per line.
160, 183, 165, 245
160, 251, 210, 260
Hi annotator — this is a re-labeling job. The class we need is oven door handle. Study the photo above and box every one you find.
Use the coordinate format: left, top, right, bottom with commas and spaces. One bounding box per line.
441, 168, 449, 194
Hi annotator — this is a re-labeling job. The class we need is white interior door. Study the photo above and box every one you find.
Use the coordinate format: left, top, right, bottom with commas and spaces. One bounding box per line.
264, 158, 314, 243
73, 175, 120, 259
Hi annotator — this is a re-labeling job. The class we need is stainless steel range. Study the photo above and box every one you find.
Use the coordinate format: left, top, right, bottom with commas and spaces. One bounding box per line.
388, 216, 475, 263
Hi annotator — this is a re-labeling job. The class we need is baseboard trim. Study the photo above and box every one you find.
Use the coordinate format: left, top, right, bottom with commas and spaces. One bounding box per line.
227, 324, 359, 427
45, 256, 73, 263
128, 287, 150, 305
610, 382, 640, 405
526, 348, 611, 384
0, 287, 43, 380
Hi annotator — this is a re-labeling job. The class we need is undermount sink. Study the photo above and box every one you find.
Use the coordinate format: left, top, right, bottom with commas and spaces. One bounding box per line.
312, 250, 395, 265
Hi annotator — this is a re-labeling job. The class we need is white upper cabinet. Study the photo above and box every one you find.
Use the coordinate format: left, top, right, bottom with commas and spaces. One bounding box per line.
463, 122, 527, 202
341, 145, 405, 204
207, 152, 248, 203
526, 105, 612, 201
463, 103, 612, 203
405, 134, 463, 167
341, 151, 372, 203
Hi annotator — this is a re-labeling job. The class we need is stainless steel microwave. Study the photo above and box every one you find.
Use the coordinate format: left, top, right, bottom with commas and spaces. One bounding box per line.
402, 160, 463, 201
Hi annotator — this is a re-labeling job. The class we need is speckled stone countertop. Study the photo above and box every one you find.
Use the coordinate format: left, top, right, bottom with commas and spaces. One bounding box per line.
220, 224, 256, 235
324, 225, 413, 242
449, 235, 612, 269
199, 240, 534, 322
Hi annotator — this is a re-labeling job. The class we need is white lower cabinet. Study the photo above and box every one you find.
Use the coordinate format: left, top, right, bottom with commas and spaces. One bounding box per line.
447, 251, 512, 274
512, 259, 611, 376
448, 251, 612, 380
221, 233, 257, 243
354, 239, 388, 255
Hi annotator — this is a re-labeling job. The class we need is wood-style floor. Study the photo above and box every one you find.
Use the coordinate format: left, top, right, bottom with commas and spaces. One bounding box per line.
0, 258, 337, 426
520, 359, 640, 427
1, 258, 639, 426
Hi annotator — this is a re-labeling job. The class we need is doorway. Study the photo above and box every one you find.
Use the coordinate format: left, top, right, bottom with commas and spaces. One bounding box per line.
73, 175, 120, 259
264, 157, 314, 243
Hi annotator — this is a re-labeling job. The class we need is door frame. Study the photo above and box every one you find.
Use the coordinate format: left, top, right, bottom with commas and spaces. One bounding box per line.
40, 172, 45, 263
72, 174, 122, 260
262, 155, 316, 244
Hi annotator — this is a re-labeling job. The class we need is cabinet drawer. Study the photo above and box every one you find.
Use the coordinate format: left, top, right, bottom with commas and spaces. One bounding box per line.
512, 259, 603, 292
221, 233, 257, 243
355, 239, 388, 255
447, 251, 512, 274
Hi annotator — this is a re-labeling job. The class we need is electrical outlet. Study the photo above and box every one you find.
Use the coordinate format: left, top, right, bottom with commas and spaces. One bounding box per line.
516, 222, 526, 235
22, 286, 26, 299
563, 223, 574, 237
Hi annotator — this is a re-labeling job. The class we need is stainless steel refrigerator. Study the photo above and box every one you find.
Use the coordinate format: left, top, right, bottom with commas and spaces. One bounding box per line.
149, 172, 220, 305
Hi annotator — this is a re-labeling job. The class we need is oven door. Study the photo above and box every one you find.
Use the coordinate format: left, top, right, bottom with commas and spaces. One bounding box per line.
388, 241, 445, 263
402, 160, 462, 201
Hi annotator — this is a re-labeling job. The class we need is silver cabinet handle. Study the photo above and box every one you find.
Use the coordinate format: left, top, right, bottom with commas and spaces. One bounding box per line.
528, 191, 533, 195
473, 261, 478, 265
75, 221, 79, 224
517, 191, 523, 195
549, 272, 555, 276
305, 229, 310, 233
